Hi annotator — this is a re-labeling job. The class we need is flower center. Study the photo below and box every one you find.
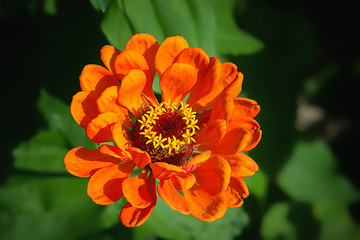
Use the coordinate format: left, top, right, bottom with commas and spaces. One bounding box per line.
132, 101, 198, 166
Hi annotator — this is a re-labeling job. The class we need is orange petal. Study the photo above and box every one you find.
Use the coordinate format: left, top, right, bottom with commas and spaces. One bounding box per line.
209, 93, 234, 121
98, 144, 131, 160
171, 173, 196, 190
97, 85, 124, 115
64, 147, 122, 178
122, 168, 153, 209
222, 152, 259, 177
159, 63, 197, 103
120, 202, 155, 227
184, 151, 211, 167
87, 162, 135, 205
86, 112, 123, 143
195, 119, 226, 146
200, 127, 251, 155
230, 176, 249, 199
243, 129, 262, 152
222, 180, 244, 208
182, 184, 227, 222
232, 97, 260, 119
157, 179, 190, 215
155, 36, 189, 76
70, 91, 98, 129
79, 64, 119, 92
114, 49, 149, 80
117, 69, 146, 118
192, 155, 231, 196
100, 45, 121, 74
112, 123, 134, 151
189, 59, 243, 112
174, 47, 209, 82
127, 147, 151, 168
150, 162, 186, 180
226, 118, 260, 136
186, 57, 221, 109
125, 33, 159, 105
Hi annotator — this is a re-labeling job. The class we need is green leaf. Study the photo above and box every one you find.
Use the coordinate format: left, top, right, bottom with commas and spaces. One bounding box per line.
260, 202, 296, 240
151, 0, 198, 46
98, 0, 110, 12
122, 0, 165, 41
277, 139, 360, 240
277, 139, 360, 203
244, 169, 269, 201
37, 89, 96, 149
134, 197, 249, 240
0, 176, 119, 240
185, 0, 217, 56
206, 0, 264, 55
100, 0, 133, 49
13, 130, 68, 173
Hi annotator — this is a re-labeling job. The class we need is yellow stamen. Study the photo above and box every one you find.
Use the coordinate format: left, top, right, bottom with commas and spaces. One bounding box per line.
138, 101, 198, 153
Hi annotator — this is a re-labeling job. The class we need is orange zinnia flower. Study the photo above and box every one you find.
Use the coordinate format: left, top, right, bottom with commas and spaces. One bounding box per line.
64, 33, 261, 227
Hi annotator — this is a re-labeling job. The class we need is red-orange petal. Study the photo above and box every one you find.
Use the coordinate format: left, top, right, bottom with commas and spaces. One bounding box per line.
127, 147, 151, 168
192, 155, 231, 196
117, 69, 147, 118
194, 119, 227, 146
222, 178, 245, 208
184, 151, 211, 167
209, 93, 234, 122
201, 127, 251, 155
79, 64, 119, 92
64, 147, 122, 178
174, 47, 209, 82
125, 33, 159, 105
86, 112, 123, 143
243, 129, 262, 152
159, 63, 197, 103
114, 49, 149, 80
171, 173, 196, 190
186, 57, 221, 110
87, 162, 135, 205
100, 45, 121, 74
150, 162, 186, 180
182, 184, 227, 222
155, 36, 189, 76
157, 179, 190, 215
222, 152, 259, 177
122, 169, 153, 209
98, 144, 131, 160
112, 123, 134, 151
70, 91, 98, 129
232, 97, 260, 119
120, 201, 155, 227
97, 85, 124, 115
230, 176, 249, 199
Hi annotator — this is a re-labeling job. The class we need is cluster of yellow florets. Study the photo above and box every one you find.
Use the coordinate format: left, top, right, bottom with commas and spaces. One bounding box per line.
138, 101, 199, 154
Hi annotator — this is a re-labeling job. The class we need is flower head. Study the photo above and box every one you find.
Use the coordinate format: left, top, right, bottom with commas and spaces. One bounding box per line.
64, 34, 261, 227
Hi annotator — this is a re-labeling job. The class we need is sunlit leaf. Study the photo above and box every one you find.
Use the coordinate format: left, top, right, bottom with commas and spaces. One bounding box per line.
101, 0, 133, 49
122, 0, 164, 41
13, 130, 67, 173
206, 0, 264, 55
151, 0, 198, 47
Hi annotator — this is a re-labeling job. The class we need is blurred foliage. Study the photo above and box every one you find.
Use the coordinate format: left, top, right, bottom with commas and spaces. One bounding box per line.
1, 0, 359, 239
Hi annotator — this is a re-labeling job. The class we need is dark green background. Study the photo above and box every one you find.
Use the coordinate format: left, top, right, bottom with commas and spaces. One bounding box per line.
1, 0, 359, 239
